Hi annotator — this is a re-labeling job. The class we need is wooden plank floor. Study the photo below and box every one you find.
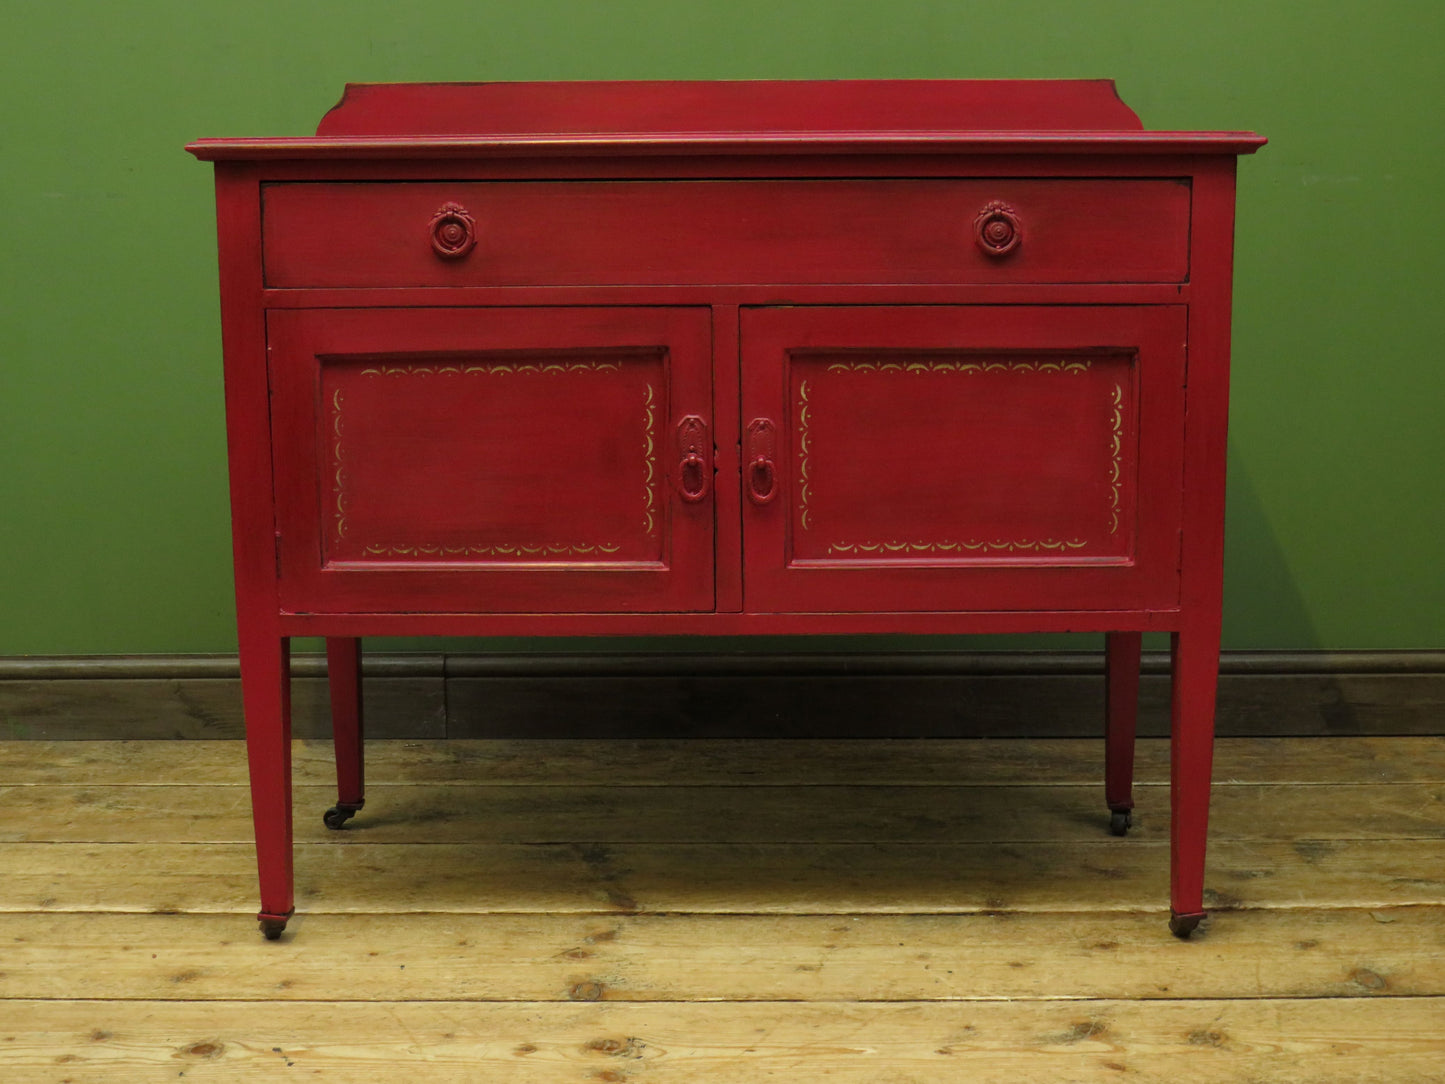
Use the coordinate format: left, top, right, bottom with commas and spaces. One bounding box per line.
0, 736, 1442, 1082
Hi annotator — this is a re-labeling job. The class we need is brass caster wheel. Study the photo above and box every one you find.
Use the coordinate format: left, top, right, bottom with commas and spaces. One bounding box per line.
323, 802, 362, 830
1109, 810, 1132, 837
259, 914, 290, 941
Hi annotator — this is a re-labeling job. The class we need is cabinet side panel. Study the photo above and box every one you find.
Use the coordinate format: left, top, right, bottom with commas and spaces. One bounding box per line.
1179, 160, 1239, 624
214, 164, 282, 629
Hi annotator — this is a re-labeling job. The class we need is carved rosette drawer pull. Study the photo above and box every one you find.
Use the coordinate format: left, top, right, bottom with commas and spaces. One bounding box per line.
974, 201, 1023, 257
429, 202, 477, 259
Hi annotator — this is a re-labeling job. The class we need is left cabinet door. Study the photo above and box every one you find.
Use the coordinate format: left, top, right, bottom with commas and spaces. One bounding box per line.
267, 307, 714, 614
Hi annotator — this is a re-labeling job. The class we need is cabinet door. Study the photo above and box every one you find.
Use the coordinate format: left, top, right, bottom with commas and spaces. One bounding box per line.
740, 306, 1186, 613
268, 307, 713, 614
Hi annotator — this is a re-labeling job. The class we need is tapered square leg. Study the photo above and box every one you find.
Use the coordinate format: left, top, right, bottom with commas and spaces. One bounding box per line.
1168, 625, 1221, 938
238, 629, 293, 939
324, 637, 365, 830
1104, 631, 1142, 835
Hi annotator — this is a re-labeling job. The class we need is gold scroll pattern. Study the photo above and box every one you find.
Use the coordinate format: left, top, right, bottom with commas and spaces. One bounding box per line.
332, 388, 348, 539
803, 359, 1123, 555
358, 361, 623, 377
830, 539, 1089, 555
1108, 383, 1123, 536
360, 542, 622, 558
642, 383, 657, 536
329, 363, 656, 558
797, 380, 813, 531
824, 360, 1091, 376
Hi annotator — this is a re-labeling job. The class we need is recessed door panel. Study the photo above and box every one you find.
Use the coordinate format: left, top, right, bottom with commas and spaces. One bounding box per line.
323, 354, 663, 566
791, 353, 1136, 563
269, 307, 713, 613
741, 306, 1185, 613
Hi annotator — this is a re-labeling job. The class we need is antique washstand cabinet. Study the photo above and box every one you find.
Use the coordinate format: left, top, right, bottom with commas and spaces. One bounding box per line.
187, 80, 1264, 939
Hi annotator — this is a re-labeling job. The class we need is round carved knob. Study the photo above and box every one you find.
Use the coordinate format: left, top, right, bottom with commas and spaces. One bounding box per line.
429, 202, 477, 259
974, 201, 1022, 257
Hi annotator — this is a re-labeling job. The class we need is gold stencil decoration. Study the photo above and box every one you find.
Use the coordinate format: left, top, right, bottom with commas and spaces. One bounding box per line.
331, 388, 348, 539
1109, 383, 1123, 535
825, 360, 1091, 375
359, 361, 623, 377
807, 358, 1113, 556
360, 542, 622, 557
798, 380, 813, 531
643, 383, 658, 536
331, 361, 651, 557
829, 539, 1088, 555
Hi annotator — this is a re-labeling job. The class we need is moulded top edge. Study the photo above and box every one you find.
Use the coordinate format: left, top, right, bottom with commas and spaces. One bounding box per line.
185, 131, 1268, 162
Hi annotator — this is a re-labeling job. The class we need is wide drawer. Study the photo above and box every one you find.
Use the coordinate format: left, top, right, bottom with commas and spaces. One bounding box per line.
262, 179, 1190, 288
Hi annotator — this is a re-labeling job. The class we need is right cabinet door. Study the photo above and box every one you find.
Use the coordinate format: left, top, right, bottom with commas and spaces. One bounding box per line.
740, 306, 1187, 613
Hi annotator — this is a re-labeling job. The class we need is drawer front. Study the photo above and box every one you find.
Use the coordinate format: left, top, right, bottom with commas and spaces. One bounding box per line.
262, 179, 1190, 288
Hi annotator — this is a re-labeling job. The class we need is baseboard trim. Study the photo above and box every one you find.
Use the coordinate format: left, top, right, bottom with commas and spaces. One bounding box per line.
2, 651, 1442, 739
6, 649, 1443, 680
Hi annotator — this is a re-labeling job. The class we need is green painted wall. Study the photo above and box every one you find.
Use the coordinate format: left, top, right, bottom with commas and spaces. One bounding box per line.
2, 1, 1441, 654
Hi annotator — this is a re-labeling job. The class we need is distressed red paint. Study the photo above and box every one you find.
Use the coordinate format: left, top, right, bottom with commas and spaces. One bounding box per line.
188, 81, 1264, 940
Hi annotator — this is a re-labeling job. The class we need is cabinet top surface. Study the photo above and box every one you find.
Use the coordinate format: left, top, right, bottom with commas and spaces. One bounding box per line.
186, 80, 1265, 161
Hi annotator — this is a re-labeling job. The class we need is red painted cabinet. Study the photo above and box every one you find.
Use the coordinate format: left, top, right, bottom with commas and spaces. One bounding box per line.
188, 80, 1263, 940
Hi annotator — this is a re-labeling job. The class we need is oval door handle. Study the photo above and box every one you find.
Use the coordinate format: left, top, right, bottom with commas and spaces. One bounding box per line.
676, 416, 710, 503
429, 202, 477, 259
679, 452, 709, 503
744, 418, 779, 506
747, 455, 778, 505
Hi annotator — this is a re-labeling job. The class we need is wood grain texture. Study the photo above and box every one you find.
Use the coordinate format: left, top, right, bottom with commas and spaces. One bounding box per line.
2, 908, 1440, 1002
4, 781, 1442, 845
3, 735, 1442, 786
0, 735, 1441, 1082
4, 999, 1438, 1082
5, 838, 1443, 915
